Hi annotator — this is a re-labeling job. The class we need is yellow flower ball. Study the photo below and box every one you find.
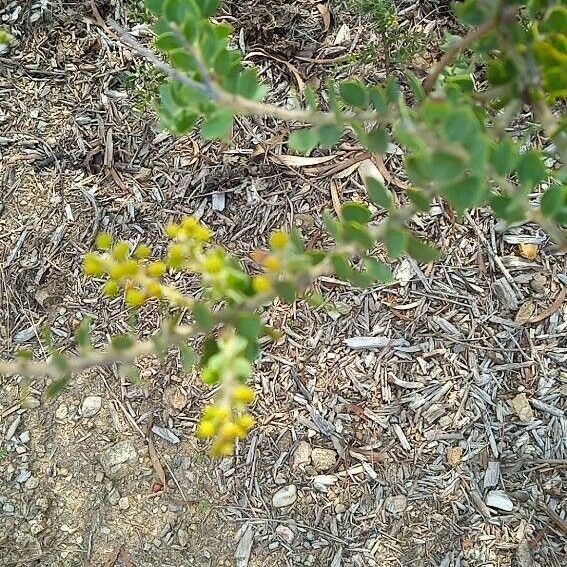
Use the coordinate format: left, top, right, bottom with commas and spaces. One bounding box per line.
196, 419, 216, 439
145, 281, 162, 298
252, 275, 271, 293
134, 243, 151, 259
219, 421, 242, 440
167, 243, 186, 267
194, 225, 212, 242
83, 253, 105, 277
237, 413, 255, 431
203, 254, 223, 274
211, 439, 234, 457
147, 261, 167, 278
102, 279, 120, 297
95, 232, 113, 250
165, 223, 180, 238
263, 256, 280, 272
233, 384, 255, 404
112, 241, 130, 261
269, 230, 289, 250
121, 259, 139, 277
181, 216, 198, 235
124, 288, 145, 307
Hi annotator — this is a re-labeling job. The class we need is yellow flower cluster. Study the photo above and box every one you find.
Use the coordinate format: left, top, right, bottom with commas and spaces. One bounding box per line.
83, 217, 213, 308
196, 384, 256, 456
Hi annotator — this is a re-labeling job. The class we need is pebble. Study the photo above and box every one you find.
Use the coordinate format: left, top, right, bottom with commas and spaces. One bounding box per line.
15, 469, 31, 484
118, 496, 130, 510
311, 448, 337, 472
108, 488, 120, 505
384, 495, 407, 515
276, 524, 295, 545
95, 472, 104, 483
81, 396, 102, 418
177, 528, 189, 547
486, 490, 514, 512
100, 440, 137, 479
272, 485, 297, 508
3, 503, 15, 513
292, 441, 312, 469
19, 431, 30, 444
25, 476, 39, 490
25, 397, 40, 409
530, 273, 547, 293
15, 446, 27, 455
55, 404, 68, 419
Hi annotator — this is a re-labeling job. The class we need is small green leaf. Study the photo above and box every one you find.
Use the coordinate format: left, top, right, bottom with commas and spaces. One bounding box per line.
331, 254, 351, 281
323, 211, 341, 239
540, 184, 566, 217
491, 139, 518, 176
383, 223, 408, 258
364, 257, 393, 283
385, 77, 400, 103
46, 377, 70, 399
50, 351, 70, 374
155, 32, 180, 52
406, 236, 439, 263
169, 49, 197, 72
516, 150, 547, 189
317, 124, 342, 147
428, 150, 466, 181
111, 335, 135, 351
339, 80, 368, 108
288, 129, 318, 153
275, 281, 297, 303
439, 176, 487, 214
192, 302, 214, 330
179, 344, 196, 372
201, 111, 233, 140
233, 313, 262, 341
404, 70, 426, 102
490, 194, 526, 223
342, 202, 372, 224
365, 177, 393, 210
405, 188, 431, 211
151, 335, 167, 361
368, 86, 387, 115
75, 317, 92, 349
237, 68, 259, 99
342, 224, 374, 249
363, 128, 389, 154
201, 0, 220, 17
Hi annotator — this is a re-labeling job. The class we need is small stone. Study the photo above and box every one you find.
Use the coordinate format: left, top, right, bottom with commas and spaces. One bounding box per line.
118, 496, 130, 510
272, 485, 297, 508
335, 503, 346, 514
311, 448, 337, 472
530, 273, 547, 294
446, 446, 463, 467
24, 397, 40, 409
276, 524, 295, 545
486, 490, 513, 511
3, 503, 15, 513
95, 472, 104, 483
177, 528, 189, 547
509, 393, 534, 422
55, 404, 68, 419
24, 476, 39, 490
292, 441, 312, 469
15, 469, 31, 484
81, 396, 102, 418
313, 474, 337, 492
100, 440, 137, 479
384, 495, 407, 515
108, 488, 120, 505
19, 431, 30, 444
15, 445, 27, 454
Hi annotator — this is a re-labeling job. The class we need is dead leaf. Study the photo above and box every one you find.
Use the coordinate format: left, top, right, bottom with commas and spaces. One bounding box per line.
274, 154, 336, 167
357, 158, 385, 185
330, 178, 342, 216
518, 243, 538, 260
529, 287, 566, 323
514, 300, 536, 325
146, 417, 166, 492
249, 249, 269, 265
316, 3, 332, 31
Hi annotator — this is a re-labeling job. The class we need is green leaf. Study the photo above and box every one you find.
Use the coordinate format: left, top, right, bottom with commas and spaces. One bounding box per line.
342, 202, 372, 224
439, 176, 487, 214
145, 0, 164, 13
383, 223, 408, 258
323, 211, 341, 239
317, 124, 342, 147
155, 32, 181, 52
406, 236, 439, 263
342, 224, 374, 249
490, 194, 526, 223
385, 78, 400, 104
275, 281, 297, 303
491, 139, 518, 176
331, 254, 351, 281
339, 81, 368, 108
233, 313, 262, 341
365, 177, 393, 210
192, 302, 214, 330
288, 129, 318, 153
541, 6, 567, 33
201, 0, 221, 17
75, 317, 92, 349
164, 0, 200, 23
201, 111, 233, 140
516, 150, 547, 189
364, 257, 393, 283
237, 68, 259, 99
363, 128, 389, 154
443, 109, 479, 144
368, 86, 387, 115
201, 335, 220, 367
168, 49, 197, 72
428, 150, 466, 181
111, 335, 135, 351
50, 351, 70, 374
453, 0, 490, 25
405, 188, 431, 211
179, 344, 196, 372
46, 377, 70, 399
404, 70, 426, 102
540, 184, 566, 217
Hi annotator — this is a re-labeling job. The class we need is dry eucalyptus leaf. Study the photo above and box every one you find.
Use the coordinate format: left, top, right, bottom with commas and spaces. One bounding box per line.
514, 300, 536, 325
518, 243, 538, 260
